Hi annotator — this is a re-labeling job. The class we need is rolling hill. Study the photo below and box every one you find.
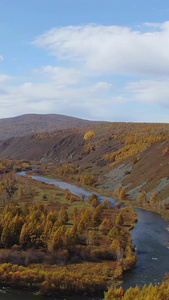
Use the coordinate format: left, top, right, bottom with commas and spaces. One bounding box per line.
0, 113, 99, 140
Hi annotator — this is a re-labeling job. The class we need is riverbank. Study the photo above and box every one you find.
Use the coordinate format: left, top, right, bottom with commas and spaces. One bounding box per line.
0, 170, 139, 298
18, 171, 169, 289
28, 168, 169, 222
0, 262, 121, 297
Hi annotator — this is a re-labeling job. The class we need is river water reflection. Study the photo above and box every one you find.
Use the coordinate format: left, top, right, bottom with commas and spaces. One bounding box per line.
10, 171, 169, 298
122, 207, 169, 289
0, 288, 52, 300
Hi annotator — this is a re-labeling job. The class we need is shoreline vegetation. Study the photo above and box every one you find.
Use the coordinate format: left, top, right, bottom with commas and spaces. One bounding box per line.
0, 158, 168, 298
25, 166, 169, 299
0, 160, 137, 297
104, 273, 169, 300
29, 165, 169, 223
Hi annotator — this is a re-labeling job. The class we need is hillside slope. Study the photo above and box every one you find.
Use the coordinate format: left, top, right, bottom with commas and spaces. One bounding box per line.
0, 121, 169, 208
0, 114, 98, 140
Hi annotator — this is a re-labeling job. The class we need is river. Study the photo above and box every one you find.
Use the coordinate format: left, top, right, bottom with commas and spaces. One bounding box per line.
1, 171, 169, 298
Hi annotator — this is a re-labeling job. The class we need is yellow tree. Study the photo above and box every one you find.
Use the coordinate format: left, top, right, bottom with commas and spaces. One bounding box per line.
119, 188, 125, 200
87, 230, 96, 246
137, 191, 147, 206
116, 213, 124, 226
59, 206, 68, 224
150, 192, 158, 208
99, 218, 113, 234
48, 226, 66, 253
92, 210, 101, 227
92, 198, 99, 207
110, 239, 123, 262
108, 226, 121, 242
84, 131, 95, 141
104, 286, 124, 300
102, 199, 109, 209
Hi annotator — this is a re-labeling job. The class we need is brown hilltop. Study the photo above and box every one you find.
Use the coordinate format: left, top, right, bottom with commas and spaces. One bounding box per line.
0, 113, 99, 140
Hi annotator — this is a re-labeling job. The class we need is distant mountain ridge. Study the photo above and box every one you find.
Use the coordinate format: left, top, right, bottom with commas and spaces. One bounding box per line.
0, 114, 99, 140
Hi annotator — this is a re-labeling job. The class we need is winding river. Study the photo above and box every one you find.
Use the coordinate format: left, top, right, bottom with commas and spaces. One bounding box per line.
1, 171, 169, 298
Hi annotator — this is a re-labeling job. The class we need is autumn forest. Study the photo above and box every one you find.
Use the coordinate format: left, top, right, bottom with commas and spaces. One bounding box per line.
0, 115, 168, 298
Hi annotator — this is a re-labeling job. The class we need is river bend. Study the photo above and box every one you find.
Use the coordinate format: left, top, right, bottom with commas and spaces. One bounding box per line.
18, 171, 169, 288
2, 171, 167, 299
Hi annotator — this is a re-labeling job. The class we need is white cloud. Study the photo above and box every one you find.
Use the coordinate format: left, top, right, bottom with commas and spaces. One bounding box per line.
92, 82, 113, 91
0, 76, 169, 122
33, 22, 169, 76
0, 74, 10, 83
34, 66, 82, 86
127, 79, 169, 107
0, 55, 4, 62
0, 77, 125, 120
144, 22, 163, 29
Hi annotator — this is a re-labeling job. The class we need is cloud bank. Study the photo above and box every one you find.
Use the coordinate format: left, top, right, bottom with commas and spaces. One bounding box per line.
1, 22, 169, 122
33, 22, 169, 76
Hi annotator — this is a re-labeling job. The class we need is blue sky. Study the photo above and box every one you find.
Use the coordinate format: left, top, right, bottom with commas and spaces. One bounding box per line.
1, 0, 169, 122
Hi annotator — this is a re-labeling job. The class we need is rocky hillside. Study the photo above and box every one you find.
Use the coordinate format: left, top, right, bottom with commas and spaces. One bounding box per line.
0, 121, 169, 208
0, 114, 99, 140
